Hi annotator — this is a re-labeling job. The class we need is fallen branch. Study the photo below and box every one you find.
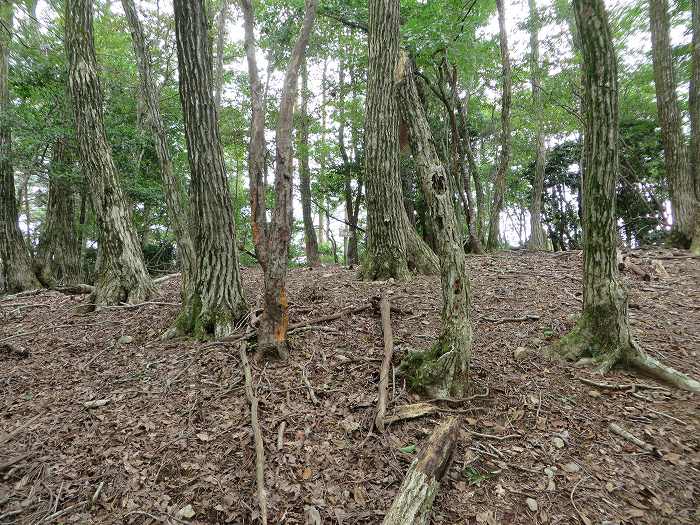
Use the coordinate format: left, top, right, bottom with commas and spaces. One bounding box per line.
468, 431, 520, 441
383, 418, 458, 525
301, 368, 319, 405
103, 301, 180, 310
239, 343, 268, 525
609, 422, 658, 455
481, 314, 540, 323
375, 291, 393, 433
577, 377, 669, 393
153, 273, 180, 285
52, 284, 94, 295
383, 402, 438, 426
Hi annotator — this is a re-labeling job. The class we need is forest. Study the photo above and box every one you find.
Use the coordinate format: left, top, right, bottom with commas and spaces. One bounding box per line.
0, 0, 699, 523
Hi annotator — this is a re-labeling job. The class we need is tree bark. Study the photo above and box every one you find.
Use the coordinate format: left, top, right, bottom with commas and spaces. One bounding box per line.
173, 0, 247, 337
214, 0, 228, 111
397, 53, 472, 398
487, 0, 513, 251
690, 0, 700, 255
65, 0, 152, 306
0, 2, 40, 293
121, 0, 195, 311
527, 0, 548, 250
242, 0, 319, 358
34, 137, 81, 286
649, 0, 694, 243
298, 57, 320, 267
360, 0, 410, 280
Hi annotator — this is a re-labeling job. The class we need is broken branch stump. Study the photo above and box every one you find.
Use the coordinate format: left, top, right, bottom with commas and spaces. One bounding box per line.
382, 418, 459, 525
375, 291, 393, 432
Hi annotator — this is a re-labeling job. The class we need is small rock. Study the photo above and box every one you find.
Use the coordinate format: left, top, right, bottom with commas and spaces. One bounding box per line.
513, 347, 528, 360
117, 335, 134, 344
177, 504, 195, 520
552, 436, 565, 449
588, 389, 601, 398
526, 498, 538, 512
83, 398, 110, 409
562, 462, 581, 473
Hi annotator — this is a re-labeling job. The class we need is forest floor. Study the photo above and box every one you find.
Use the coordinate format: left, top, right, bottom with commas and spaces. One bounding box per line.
0, 250, 698, 525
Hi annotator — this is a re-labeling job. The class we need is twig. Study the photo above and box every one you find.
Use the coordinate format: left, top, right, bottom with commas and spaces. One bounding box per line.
91, 481, 104, 505
375, 291, 393, 433
153, 272, 180, 285
468, 431, 520, 441
647, 408, 687, 426
608, 422, 657, 454
577, 377, 669, 393
570, 476, 589, 524
102, 301, 180, 309
480, 314, 540, 323
239, 343, 268, 525
41, 501, 88, 522
301, 368, 319, 404
277, 421, 286, 450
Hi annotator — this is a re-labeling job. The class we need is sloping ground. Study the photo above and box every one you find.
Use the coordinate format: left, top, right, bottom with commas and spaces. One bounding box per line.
0, 250, 698, 524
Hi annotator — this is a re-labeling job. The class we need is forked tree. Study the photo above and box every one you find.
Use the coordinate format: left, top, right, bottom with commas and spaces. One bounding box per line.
396, 53, 472, 398
65, 0, 153, 306
172, 0, 247, 337
553, 0, 699, 392
242, 0, 319, 358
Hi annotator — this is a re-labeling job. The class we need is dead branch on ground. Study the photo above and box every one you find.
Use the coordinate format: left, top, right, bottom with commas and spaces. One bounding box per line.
375, 291, 393, 432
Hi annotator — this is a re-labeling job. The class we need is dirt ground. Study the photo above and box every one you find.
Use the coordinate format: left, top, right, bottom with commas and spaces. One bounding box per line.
1, 250, 698, 524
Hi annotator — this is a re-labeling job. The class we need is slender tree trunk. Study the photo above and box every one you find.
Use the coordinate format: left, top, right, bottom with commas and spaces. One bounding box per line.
214, 0, 228, 111
649, 0, 693, 243
66, 0, 152, 305
455, 93, 485, 243
527, 0, 548, 250
553, 0, 699, 393
487, 0, 512, 251
34, 137, 81, 286
689, 0, 700, 255
360, 0, 409, 280
121, 0, 195, 308
242, 0, 319, 358
173, 0, 247, 337
298, 57, 320, 267
397, 54, 472, 397
0, 2, 40, 293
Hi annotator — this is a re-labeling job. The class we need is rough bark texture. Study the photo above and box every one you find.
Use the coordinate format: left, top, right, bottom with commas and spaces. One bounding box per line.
553, 0, 700, 393
527, 0, 548, 250
360, 0, 410, 280
34, 138, 81, 286
242, 0, 319, 358
397, 54, 472, 398
173, 0, 247, 337
487, 0, 512, 251
214, 0, 228, 111
121, 0, 195, 314
690, 0, 700, 255
382, 418, 458, 525
66, 0, 153, 306
649, 0, 694, 242
298, 58, 320, 267
0, 1, 40, 293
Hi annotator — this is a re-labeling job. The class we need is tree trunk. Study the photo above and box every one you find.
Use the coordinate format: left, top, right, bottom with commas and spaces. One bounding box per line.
34, 137, 81, 286
298, 57, 320, 267
527, 0, 548, 250
690, 0, 700, 255
214, 0, 228, 111
397, 53, 472, 398
649, 0, 694, 243
487, 0, 512, 251
553, 0, 700, 393
0, 2, 40, 293
242, 0, 319, 358
360, 0, 410, 280
121, 0, 195, 311
173, 0, 247, 337
65, 0, 152, 306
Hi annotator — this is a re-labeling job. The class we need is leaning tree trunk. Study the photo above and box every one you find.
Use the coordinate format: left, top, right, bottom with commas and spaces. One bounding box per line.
396, 53, 472, 398
553, 0, 699, 393
298, 57, 320, 267
65, 0, 152, 306
34, 137, 81, 286
487, 0, 512, 251
121, 0, 196, 314
690, 0, 700, 255
0, 2, 40, 293
527, 0, 548, 250
649, 0, 694, 243
360, 0, 410, 280
173, 0, 247, 337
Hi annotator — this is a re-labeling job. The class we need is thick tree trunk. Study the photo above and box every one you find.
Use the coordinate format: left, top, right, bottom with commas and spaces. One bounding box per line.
65, 0, 152, 306
360, 0, 410, 280
397, 54, 472, 398
214, 0, 228, 111
527, 0, 548, 250
121, 0, 195, 312
690, 0, 700, 255
0, 2, 40, 293
298, 58, 320, 267
649, 0, 694, 243
173, 0, 247, 337
34, 137, 81, 286
242, 0, 319, 358
553, 0, 699, 393
487, 0, 513, 251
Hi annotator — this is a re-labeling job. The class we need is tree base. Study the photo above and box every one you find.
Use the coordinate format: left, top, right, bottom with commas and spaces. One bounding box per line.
169, 292, 246, 340
399, 340, 468, 398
